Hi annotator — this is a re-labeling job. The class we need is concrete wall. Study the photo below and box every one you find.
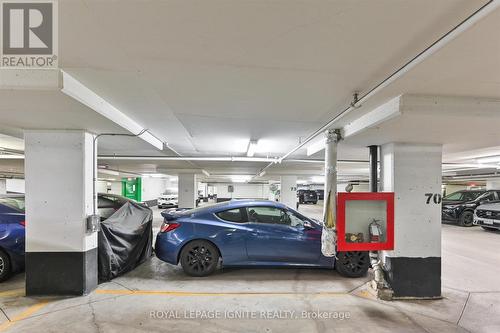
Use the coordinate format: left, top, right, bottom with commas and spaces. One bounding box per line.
96, 180, 121, 195
141, 177, 169, 202
0, 179, 5, 194
486, 178, 500, 190
6, 178, 25, 193
443, 184, 467, 196
213, 183, 270, 199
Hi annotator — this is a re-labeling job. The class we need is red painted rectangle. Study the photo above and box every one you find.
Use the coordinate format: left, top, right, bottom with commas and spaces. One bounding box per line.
337, 192, 394, 251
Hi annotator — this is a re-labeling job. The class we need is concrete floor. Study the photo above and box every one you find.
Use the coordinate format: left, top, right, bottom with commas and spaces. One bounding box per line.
0, 202, 499, 332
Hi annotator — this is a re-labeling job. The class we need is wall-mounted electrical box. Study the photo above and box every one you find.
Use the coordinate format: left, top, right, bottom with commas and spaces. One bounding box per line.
337, 192, 394, 251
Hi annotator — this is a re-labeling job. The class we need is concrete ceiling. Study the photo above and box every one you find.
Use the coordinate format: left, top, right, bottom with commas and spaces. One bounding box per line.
1, 0, 500, 182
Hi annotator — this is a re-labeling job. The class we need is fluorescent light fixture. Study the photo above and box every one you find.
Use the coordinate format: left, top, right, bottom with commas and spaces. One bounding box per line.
98, 178, 117, 182
230, 175, 252, 183
98, 168, 119, 176
258, 170, 266, 177
142, 173, 167, 178
307, 139, 325, 156
61, 71, 163, 150
202, 169, 210, 177
476, 155, 500, 164
247, 140, 258, 157
232, 157, 276, 163
0, 155, 24, 159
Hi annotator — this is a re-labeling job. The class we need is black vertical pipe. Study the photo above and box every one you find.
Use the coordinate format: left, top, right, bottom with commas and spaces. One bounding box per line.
369, 145, 378, 193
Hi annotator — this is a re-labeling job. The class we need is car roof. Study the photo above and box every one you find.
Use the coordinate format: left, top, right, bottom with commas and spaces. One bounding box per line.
191, 199, 287, 214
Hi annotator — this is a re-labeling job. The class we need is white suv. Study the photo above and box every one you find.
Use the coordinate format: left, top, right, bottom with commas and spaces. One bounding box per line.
158, 194, 178, 209
474, 202, 500, 231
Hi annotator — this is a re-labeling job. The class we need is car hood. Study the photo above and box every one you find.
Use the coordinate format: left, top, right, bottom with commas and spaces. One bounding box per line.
442, 200, 472, 206
476, 201, 500, 210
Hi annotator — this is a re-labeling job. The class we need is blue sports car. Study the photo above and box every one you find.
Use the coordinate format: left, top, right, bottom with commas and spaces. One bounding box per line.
0, 195, 26, 281
155, 200, 369, 277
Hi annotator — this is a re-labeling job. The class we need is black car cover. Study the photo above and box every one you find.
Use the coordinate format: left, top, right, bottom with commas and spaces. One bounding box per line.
98, 201, 153, 282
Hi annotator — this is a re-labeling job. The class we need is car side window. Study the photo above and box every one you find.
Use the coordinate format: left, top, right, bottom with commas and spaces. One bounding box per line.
480, 192, 495, 202
246, 206, 289, 225
216, 208, 244, 223
286, 211, 307, 228
98, 197, 114, 208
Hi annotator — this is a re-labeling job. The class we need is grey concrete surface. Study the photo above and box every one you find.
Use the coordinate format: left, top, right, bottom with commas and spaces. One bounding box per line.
0, 202, 498, 332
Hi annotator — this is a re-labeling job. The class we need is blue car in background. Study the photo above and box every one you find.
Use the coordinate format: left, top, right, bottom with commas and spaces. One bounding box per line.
155, 200, 369, 278
0, 195, 26, 281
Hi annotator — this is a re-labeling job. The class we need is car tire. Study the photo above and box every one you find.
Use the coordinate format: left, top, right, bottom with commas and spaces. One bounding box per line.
0, 250, 12, 282
458, 211, 474, 227
481, 226, 497, 231
180, 240, 219, 277
335, 251, 369, 278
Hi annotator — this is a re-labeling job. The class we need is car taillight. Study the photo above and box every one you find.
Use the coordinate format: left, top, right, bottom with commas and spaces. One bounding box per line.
160, 222, 180, 233
19, 221, 26, 227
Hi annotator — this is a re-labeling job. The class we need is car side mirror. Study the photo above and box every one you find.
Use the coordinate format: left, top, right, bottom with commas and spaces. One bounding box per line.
303, 221, 314, 230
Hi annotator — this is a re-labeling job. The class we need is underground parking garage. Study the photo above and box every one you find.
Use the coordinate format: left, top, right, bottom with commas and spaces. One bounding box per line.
0, 0, 500, 332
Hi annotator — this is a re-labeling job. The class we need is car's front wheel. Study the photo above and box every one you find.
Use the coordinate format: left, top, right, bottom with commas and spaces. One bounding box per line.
180, 240, 219, 277
458, 211, 474, 227
335, 251, 369, 278
0, 250, 12, 282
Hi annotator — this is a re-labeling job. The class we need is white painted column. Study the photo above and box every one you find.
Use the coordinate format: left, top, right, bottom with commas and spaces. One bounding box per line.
280, 175, 297, 208
486, 178, 500, 190
380, 143, 442, 298
24, 130, 97, 296
0, 179, 6, 194
178, 173, 197, 208
323, 129, 339, 218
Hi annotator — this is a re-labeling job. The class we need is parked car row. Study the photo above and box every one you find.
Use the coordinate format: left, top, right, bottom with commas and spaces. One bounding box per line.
0, 193, 142, 282
442, 189, 500, 231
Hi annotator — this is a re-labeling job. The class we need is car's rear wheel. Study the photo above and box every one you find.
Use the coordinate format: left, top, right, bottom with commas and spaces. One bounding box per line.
335, 251, 369, 278
180, 240, 219, 277
458, 211, 474, 227
0, 250, 12, 282
481, 226, 497, 231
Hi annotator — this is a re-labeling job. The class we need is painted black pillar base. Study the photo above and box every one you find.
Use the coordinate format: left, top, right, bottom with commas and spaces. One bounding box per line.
384, 256, 441, 298
26, 247, 98, 296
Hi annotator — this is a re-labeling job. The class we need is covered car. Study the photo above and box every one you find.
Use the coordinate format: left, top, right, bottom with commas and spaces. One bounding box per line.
98, 200, 153, 282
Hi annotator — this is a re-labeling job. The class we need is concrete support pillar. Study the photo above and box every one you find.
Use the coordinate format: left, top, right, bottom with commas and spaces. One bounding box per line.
323, 129, 339, 218
380, 143, 442, 298
25, 130, 97, 296
280, 176, 297, 208
178, 174, 197, 208
0, 179, 6, 194
486, 178, 500, 190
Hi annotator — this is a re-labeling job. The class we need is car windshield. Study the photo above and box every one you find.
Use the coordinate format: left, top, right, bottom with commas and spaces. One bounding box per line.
0, 196, 25, 212
444, 191, 483, 202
